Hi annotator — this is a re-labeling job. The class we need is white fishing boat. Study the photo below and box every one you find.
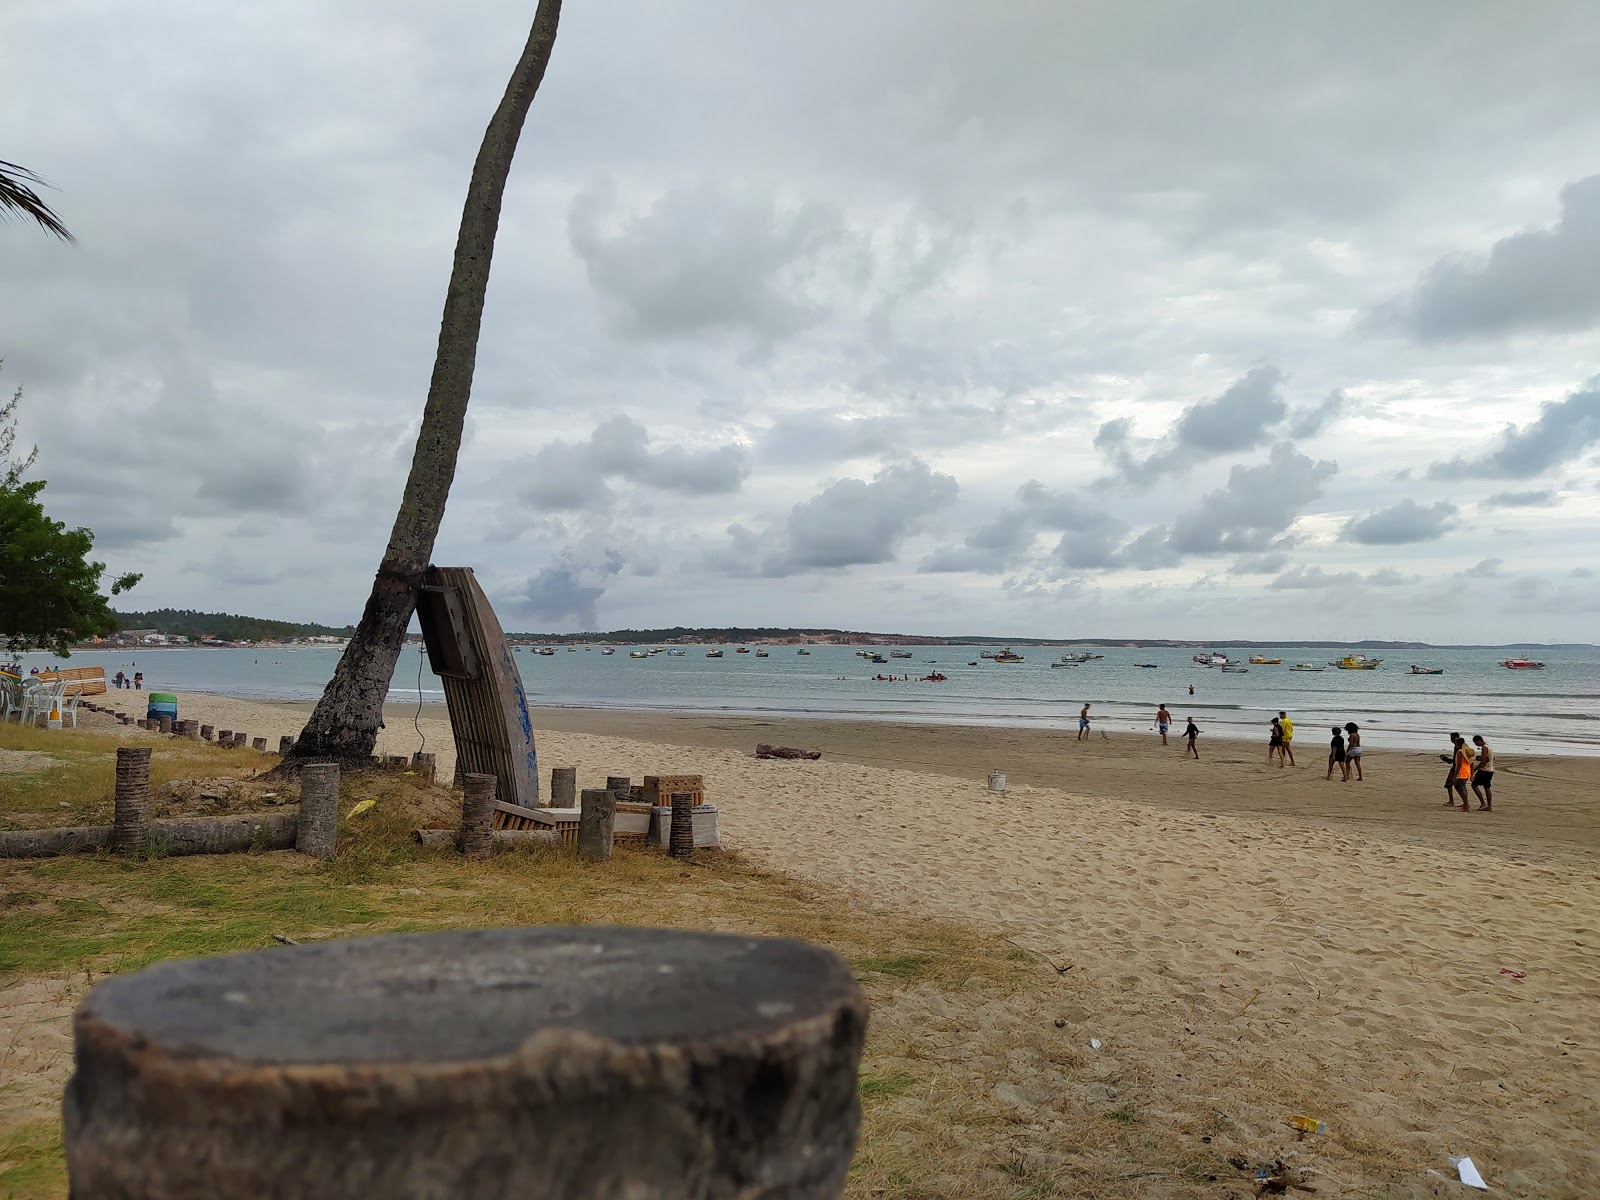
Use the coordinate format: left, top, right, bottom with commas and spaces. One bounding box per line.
754, 649, 769, 657
706, 649, 723, 658
1288, 663, 1324, 672
797, 648, 811, 655
600, 647, 615, 655
890, 650, 914, 659
628, 650, 649, 659
667, 649, 686, 656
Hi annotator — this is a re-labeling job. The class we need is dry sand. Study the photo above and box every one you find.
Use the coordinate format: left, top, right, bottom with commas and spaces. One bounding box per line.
73, 695, 1600, 1194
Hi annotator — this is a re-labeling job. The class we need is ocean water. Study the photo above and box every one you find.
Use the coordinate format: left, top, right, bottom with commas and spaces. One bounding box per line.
20, 643, 1599, 757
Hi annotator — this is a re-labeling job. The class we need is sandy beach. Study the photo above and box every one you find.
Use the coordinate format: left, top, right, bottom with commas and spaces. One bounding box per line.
76, 693, 1600, 1194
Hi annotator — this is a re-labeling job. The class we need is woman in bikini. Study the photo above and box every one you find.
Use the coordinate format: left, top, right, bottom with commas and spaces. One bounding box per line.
1344, 722, 1363, 781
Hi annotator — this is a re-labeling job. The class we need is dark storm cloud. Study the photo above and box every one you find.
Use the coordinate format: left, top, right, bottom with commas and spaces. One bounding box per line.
1428, 383, 1600, 481
1096, 366, 1288, 485
1286, 389, 1348, 439
1374, 175, 1600, 340
1341, 498, 1458, 545
1481, 489, 1556, 510
1167, 443, 1338, 554
515, 549, 626, 628
514, 416, 749, 512
776, 459, 958, 573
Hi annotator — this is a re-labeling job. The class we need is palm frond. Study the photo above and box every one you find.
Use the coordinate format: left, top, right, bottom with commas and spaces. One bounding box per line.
0, 159, 76, 242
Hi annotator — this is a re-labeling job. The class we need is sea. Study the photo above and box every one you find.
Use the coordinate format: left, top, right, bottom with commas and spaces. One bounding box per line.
18, 643, 1600, 758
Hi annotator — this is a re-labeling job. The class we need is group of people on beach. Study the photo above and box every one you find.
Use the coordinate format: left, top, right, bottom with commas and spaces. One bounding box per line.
1442, 733, 1494, 811
111, 670, 143, 690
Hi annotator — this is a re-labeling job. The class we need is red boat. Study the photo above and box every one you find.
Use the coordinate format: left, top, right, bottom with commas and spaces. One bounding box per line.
1501, 658, 1545, 670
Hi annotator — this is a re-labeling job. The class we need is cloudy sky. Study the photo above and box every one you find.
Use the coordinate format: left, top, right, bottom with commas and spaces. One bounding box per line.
5, 1, 1600, 641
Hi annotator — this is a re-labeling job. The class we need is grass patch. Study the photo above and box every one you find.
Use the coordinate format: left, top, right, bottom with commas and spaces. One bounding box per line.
0, 1119, 65, 1200
859, 1068, 916, 1099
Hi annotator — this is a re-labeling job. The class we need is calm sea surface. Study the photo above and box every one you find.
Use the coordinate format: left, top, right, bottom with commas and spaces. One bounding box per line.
20, 643, 1600, 757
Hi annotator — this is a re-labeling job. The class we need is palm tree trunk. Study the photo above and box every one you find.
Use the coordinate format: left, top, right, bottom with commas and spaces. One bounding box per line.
288, 0, 562, 765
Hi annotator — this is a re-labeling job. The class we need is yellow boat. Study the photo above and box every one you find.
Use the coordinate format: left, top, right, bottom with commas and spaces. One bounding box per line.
1332, 655, 1382, 670
1247, 654, 1282, 665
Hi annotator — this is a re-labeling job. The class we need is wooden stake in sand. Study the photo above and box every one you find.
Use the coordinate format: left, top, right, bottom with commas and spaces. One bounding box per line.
111, 747, 151, 855
550, 765, 576, 808
62, 927, 868, 1199
578, 787, 615, 863
295, 764, 339, 860
670, 791, 695, 858
459, 773, 496, 861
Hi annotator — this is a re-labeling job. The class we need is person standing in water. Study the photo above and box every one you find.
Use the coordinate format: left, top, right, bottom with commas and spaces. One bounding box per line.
1344, 722, 1363, 781
1184, 718, 1200, 759
1156, 704, 1171, 746
1471, 735, 1494, 810
1278, 711, 1296, 766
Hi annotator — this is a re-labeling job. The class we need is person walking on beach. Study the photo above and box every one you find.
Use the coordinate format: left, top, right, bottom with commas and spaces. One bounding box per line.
1344, 722, 1363, 781
1326, 725, 1347, 781
1078, 703, 1092, 741
1471, 735, 1495, 810
1156, 704, 1171, 746
1268, 717, 1285, 767
1441, 734, 1472, 809
1278, 711, 1296, 766
1184, 718, 1200, 759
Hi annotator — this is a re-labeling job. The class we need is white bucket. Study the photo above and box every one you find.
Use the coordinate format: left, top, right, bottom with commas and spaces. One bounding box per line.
987, 770, 1006, 793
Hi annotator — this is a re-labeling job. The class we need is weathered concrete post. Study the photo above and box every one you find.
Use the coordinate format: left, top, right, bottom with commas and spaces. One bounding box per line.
200, 724, 214, 741
233, 732, 249, 749
295, 764, 339, 860
252, 737, 268, 753
605, 774, 630, 797
460, 773, 496, 861
410, 752, 436, 782
157, 716, 173, 735
62, 927, 869, 1199
578, 787, 615, 863
217, 729, 232, 745
550, 766, 577, 808
182, 720, 200, 739
278, 735, 295, 756
111, 747, 152, 855
670, 791, 696, 858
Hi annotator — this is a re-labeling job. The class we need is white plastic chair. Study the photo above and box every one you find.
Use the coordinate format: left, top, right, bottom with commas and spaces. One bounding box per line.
61, 688, 82, 728
19, 680, 67, 728
0, 674, 20, 722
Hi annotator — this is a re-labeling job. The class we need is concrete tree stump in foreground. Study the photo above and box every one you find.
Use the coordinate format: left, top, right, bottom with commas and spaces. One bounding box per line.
578, 787, 615, 863
550, 765, 577, 807
111, 747, 151, 854
217, 729, 231, 745
200, 725, 214, 741
410, 751, 436, 782
278, 735, 295, 756
459, 773, 496, 860
670, 791, 695, 858
63, 927, 867, 1200
252, 737, 268, 753
295, 763, 339, 859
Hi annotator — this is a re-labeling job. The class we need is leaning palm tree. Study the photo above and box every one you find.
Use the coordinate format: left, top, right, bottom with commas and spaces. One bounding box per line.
0, 160, 75, 241
286, 0, 562, 765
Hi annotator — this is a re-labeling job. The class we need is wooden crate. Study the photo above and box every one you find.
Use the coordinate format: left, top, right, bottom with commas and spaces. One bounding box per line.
614, 802, 652, 842
492, 800, 579, 842
642, 774, 705, 807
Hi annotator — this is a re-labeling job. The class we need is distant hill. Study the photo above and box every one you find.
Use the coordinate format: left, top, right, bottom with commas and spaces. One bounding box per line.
114, 609, 355, 643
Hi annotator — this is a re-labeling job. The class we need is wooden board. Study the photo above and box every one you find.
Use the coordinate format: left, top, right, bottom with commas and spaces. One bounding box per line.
417, 567, 539, 809
35, 666, 107, 696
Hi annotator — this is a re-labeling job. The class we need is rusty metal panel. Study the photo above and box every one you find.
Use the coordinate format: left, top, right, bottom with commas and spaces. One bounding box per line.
418, 566, 540, 808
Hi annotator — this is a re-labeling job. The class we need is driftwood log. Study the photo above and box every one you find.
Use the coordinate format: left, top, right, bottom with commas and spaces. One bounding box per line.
411, 828, 560, 852
0, 813, 299, 859
756, 744, 823, 760
63, 926, 869, 1199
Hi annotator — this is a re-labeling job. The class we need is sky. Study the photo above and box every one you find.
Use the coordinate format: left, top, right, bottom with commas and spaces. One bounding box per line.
4, 0, 1599, 642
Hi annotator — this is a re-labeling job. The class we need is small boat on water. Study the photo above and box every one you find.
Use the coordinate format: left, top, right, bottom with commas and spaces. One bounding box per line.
537, 647, 556, 656
1409, 665, 1444, 675
797, 648, 811, 655
992, 652, 1025, 664
735, 647, 750, 654
1220, 665, 1249, 673
1247, 654, 1282, 665
755, 649, 769, 657
1289, 663, 1325, 672
1048, 661, 1076, 668
600, 647, 615, 655
706, 649, 723, 658
628, 650, 649, 659
869, 654, 889, 664
667, 649, 686, 656
890, 650, 913, 659
1501, 658, 1545, 669
1332, 655, 1383, 670
1134, 663, 1158, 669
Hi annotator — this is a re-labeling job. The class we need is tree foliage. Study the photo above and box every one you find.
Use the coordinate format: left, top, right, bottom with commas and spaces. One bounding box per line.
114, 609, 354, 643
0, 372, 138, 654
0, 159, 75, 242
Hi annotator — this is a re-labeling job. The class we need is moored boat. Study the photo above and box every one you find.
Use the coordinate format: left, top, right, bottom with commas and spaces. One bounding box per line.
1409, 665, 1444, 675
1501, 658, 1545, 669
755, 649, 769, 657
628, 650, 649, 659
600, 647, 615, 655
706, 649, 723, 658
797, 648, 810, 654
1220, 665, 1249, 673
992, 652, 1025, 663
890, 650, 913, 659
1332, 655, 1382, 670
1288, 663, 1325, 672
1247, 654, 1282, 665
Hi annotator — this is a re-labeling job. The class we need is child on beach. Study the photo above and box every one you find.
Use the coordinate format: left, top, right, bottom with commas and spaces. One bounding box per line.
1184, 718, 1200, 759
1326, 726, 1347, 781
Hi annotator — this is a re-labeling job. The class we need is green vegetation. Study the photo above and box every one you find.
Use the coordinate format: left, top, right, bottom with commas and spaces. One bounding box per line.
112, 609, 354, 643
1, 375, 140, 655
